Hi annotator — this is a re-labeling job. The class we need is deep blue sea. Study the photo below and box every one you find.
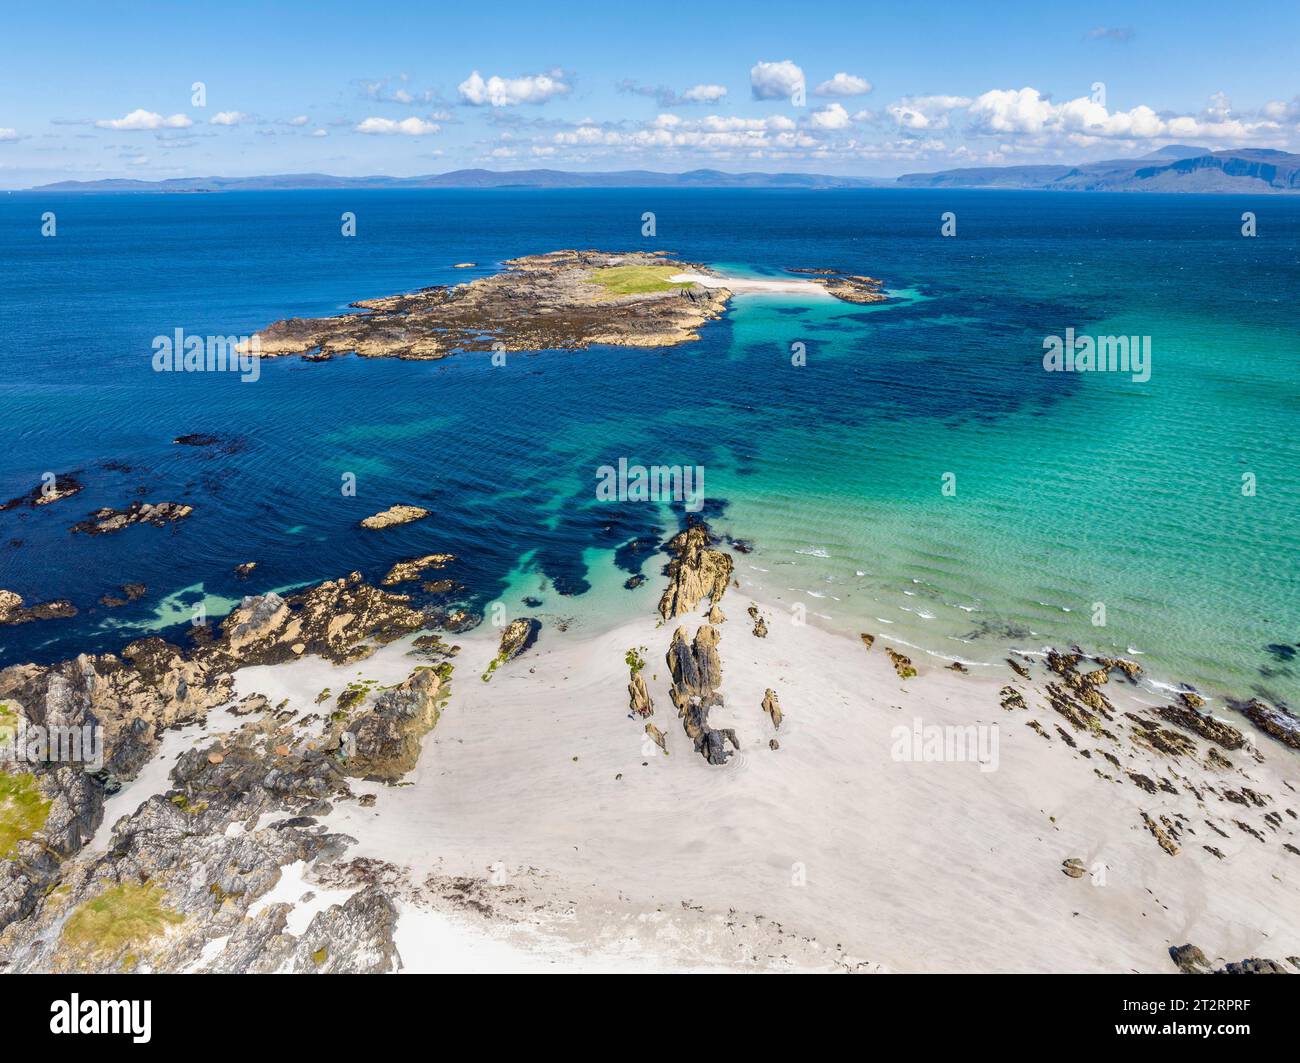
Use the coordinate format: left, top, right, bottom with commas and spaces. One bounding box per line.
1, 189, 1297, 707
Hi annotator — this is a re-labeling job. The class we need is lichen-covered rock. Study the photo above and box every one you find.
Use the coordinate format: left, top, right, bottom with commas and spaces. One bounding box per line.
496, 618, 541, 663
341, 667, 444, 781
886, 648, 917, 679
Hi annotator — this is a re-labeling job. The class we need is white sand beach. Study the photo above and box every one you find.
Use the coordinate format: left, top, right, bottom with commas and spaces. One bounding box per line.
217, 559, 1300, 973
670, 271, 834, 296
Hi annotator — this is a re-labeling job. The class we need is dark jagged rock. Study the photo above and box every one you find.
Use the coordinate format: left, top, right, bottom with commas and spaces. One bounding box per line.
1154, 703, 1245, 750
0, 590, 77, 625
1233, 698, 1300, 751
99, 583, 147, 608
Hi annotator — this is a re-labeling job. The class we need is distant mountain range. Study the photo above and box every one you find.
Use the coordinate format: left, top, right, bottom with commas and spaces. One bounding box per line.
898, 146, 1300, 193
25, 148, 1300, 193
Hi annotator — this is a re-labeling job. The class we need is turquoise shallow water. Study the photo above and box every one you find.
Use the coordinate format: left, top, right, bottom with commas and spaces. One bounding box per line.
0, 189, 1296, 707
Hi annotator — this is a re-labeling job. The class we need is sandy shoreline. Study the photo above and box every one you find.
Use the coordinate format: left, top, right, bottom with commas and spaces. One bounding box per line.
207, 553, 1300, 973
670, 270, 834, 296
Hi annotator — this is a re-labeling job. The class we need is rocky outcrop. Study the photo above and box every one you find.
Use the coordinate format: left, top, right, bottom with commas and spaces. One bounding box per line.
628, 673, 654, 718
210, 573, 431, 667
359, 505, 430, 530
1154, 704, 1245, 750
747, 605, 768, 638
381, 553, 454, 585
249, 250, 733, 362
497, 618, 541, 662
340, 667, 445, 781
1170, 944, 1292, 975
658, 524, 733, 620
70, 501, 192, 535
0, 590, 77, 625
1234, 698, 1300, 751
0, 474, 83, 511
233, 561, 258, 579
666, 624, 737, 765
99, 583, 146, 608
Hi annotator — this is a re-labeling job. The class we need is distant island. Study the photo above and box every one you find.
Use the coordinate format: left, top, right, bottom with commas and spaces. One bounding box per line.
25, 147, 1300, 194
244, 250, 885, 362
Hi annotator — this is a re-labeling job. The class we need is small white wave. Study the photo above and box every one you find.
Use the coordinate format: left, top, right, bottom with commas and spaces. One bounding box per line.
795, 547, 830, 558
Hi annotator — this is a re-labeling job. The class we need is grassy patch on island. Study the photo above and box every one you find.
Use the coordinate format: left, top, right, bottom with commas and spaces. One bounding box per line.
61, 882, 184, 960
588, 265, 693, 298
0, 769, 50, 860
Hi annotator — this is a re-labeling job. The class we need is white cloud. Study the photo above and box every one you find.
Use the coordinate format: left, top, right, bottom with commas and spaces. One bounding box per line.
967, 86, 1276, 142
681, 83, 728, 103
95, 109, 193, 131
458, 69, 571, 106
815, 72, 873, 97
750, 60, 805, 100
886, 95, 971, 130
0, 128, 17, 142
810, 103, 851, 130
287, 115, 310, 126
355, 116, 441, 136
311, 128, 328, 138
210, 111, 249, 126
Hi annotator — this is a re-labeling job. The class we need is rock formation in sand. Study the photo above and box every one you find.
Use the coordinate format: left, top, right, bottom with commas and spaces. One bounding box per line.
761, 688, 783, 729
658, 524, 733, 620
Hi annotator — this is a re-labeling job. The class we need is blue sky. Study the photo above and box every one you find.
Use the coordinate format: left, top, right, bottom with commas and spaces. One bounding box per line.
1, 0, 1297, 187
